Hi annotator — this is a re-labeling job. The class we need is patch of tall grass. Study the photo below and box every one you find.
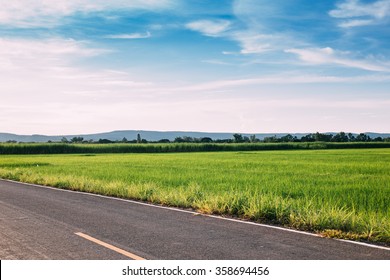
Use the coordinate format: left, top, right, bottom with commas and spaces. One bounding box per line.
1, 142, 390, 154
0, 149, 389, 244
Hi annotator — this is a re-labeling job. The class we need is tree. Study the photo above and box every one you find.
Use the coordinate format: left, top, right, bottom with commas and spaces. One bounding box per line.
233, 133, 244, 143
263, 136, 279, 143
332, 132, 348, 142
249, 135, 258, 143
174, 137, 185, 143
200, 137, 213, 143
300, 134, 315, 142
70, 137, 84, 143
280, 134, 295, 142
61, 137, 69, 143
158, 139, 170, 143
314, 132, 333, 142
98, 138, 112, 143
355, 133, 370, 142
182, 136, 194, 142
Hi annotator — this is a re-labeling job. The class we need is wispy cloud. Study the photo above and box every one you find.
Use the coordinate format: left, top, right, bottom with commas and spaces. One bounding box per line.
337, 19, 374, 28
201, 60, 232, 66
0, 37, 153, 104
187, 21, 294, 55
185, 20, 231, 37
285, 47, 390, 72
186, 2, 305, 57
329, 0, 390, 28
0, 37, 106, 68
231, 31, 286, 54
172, 74, 390, 92
0, 0, 176, 28
105, 32, 151, 39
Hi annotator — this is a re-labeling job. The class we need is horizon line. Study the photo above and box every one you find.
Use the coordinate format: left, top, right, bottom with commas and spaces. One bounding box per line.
1, 130, 390, 137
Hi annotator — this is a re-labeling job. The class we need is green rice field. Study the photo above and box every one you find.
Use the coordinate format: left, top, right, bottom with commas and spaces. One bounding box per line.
0, 148, 389, 244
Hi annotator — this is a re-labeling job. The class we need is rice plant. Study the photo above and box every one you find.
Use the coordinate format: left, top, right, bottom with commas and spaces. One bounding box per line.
0, 149, 389, 243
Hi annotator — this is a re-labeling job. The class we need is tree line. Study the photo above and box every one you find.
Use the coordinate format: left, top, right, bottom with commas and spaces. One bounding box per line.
47, 132, 390, 144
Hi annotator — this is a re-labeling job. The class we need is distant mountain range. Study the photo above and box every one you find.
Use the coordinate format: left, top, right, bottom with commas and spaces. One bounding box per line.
1, 130, 390, 143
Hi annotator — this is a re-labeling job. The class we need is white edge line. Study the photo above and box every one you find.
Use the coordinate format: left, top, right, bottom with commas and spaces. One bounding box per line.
334, 238, 390, 251
2, 178, 390, 251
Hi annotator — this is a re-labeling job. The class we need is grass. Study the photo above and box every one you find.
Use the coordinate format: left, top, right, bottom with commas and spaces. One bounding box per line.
0, 148, 389, 244
1, 142, 390, 154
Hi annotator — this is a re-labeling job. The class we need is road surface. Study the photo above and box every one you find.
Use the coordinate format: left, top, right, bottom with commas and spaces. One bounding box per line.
0, 179, 389, 259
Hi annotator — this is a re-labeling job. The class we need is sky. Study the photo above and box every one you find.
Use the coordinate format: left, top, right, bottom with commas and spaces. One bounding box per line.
1, 0, 389, 135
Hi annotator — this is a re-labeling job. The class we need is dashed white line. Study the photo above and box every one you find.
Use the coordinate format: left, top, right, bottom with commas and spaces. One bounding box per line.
75, 232, 145, 260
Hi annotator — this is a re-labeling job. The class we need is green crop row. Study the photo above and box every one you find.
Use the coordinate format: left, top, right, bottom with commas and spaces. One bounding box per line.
1, 142, 390, 154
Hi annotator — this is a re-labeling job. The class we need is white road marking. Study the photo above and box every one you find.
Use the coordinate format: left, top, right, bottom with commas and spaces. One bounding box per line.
75, 232, 145, 260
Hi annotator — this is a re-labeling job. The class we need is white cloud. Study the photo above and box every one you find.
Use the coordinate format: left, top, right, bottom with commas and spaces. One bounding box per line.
171, 74, 390, 93
0, 0, 175, 27
187, 20, 292, 54
201, 60, 232, 66
329, 0, 390, 28
338, 19, 374, 28
0, 37, 154, 109
105, 32, 151, 39
0, 37, 105, 72
232, 32, 277, 54
285, 47, 390, 72
330, 0, 390, 18
185, 20, 231, 37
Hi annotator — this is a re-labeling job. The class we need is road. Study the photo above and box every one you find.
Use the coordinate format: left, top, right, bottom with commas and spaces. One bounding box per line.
0, 179, 389, 260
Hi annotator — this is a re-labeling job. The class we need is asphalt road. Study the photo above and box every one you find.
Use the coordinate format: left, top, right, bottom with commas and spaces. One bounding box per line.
0, 179, 389, 260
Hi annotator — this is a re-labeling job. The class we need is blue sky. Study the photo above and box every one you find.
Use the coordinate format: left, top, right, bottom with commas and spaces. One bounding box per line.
1, 0, 389, 134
